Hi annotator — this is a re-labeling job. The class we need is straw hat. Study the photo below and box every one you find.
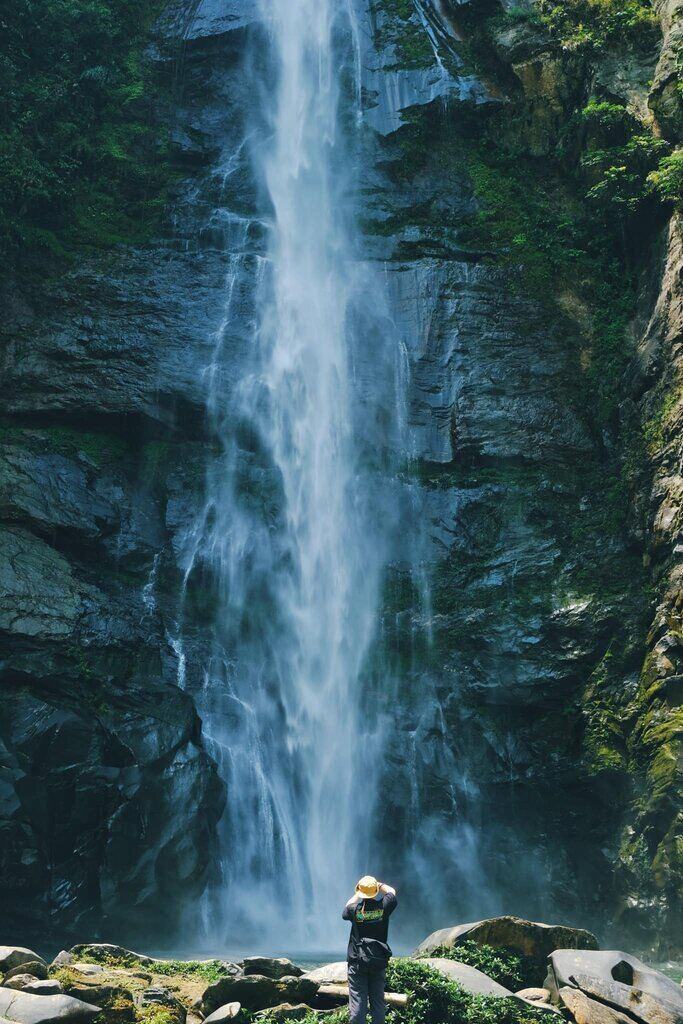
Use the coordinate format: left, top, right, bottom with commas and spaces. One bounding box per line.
355, 875, 380, 899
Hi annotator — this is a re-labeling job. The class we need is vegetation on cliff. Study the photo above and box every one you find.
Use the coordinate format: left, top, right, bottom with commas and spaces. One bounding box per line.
0, 0, 172, 264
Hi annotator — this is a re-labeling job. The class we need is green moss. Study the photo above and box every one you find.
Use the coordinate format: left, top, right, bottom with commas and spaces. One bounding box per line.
45, 426, 130, 465
371, 0, 435, 70
637, 700, 683, 803
0, 420, 131, 466
642, 383, 682, 456
141, 440, 173, 481
51, 967, 80, 987
450, 118, 648, 425
582, 647, 632, 776
136, 1009, 176, 1024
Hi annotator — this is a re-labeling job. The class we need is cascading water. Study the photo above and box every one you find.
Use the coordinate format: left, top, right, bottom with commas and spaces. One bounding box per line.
178, 0, 397, 950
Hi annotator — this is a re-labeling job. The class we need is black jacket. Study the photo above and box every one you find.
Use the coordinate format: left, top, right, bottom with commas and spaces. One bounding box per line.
342, 891, 397, 962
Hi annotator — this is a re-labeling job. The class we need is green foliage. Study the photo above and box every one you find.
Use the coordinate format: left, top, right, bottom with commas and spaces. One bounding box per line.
0, 0, 173, 263
371, 0, 435, 70
460, 142, 637, 422
642, 383, 682, 456
71, 946, 234, 983
384, 960, 547, 1024
536, 0, 658, 51
457, 112, 651, 424
281, 1014, 347, 1024
422, 943, 541, 991
136, 1010, 176, 1024
577, 101, 669, 219
582, 646, 634, 775
151, 960, 234, 983
647, 149, 683, 204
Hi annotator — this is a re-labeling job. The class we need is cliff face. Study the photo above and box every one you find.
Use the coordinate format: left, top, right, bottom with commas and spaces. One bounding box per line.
0, 0, 680, 952
361, 0, 683, 951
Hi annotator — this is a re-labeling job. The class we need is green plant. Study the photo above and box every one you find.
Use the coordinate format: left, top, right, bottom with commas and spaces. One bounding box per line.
421, 942, 543, 990
384, 960, 547, 1024
648, 149, 683, 204
371, 0, 435, 70
536, 0, 658, 51
151, 960, 234, 983
642, 383, 682, 456
136, 1008, 177, 1024
0, 0, 175, 264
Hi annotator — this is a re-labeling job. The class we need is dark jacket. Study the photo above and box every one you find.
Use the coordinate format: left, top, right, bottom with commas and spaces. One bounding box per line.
342, 891, 397, 962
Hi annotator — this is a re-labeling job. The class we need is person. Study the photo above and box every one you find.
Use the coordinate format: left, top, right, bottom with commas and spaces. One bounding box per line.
342, 875, 397, 1024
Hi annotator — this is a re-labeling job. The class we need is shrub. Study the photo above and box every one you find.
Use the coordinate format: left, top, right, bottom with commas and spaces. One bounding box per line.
422, 942, 543, 990
151, 960, 234, 983
385, 959, 548, 1024
536, 0, 658, 51
647, 150, 683, 204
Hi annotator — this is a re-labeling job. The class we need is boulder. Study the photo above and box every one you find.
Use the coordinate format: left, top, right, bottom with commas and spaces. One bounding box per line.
254, 1005, 310, 1022
201, 976, 318, 1015
559, 987, 635, 1024
0, 953, 45, 977
3, 979, 40, 993
546, 951, 683, 1011
202, 1003, 242, 1024
0, 990, 101, 1024
49, 958, 72, 971
419, 961, 560, 1015
301, 966, 347, 986
22, 985, 63, 998
5, 966, 49, 984
570, 974, 682, 1024
517, 989, 551, 1003
419, 959, 513, 997
56, 980, 135, 1024
414, 917, 599, 960
67, 970, 104, 979
67, 946, 155, 967
243, 960, 303, 981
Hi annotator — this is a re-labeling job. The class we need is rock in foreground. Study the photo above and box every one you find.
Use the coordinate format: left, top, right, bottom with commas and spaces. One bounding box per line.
301, 965, 347, 986
0, 990, 101, 1024
202, 1003, 243, 1024
559, 987, 637, 1024
546, 950, 683, 1009
419, 960, 514, 997
414, 917, 599, 959
254, 1005, 311, 1022
242, 960, 303, 980
202, 976, 318, 1015
0, 954, 46, 978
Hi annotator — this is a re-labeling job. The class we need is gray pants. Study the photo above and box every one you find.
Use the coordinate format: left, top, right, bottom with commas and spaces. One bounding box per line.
348, 962, 386, 1024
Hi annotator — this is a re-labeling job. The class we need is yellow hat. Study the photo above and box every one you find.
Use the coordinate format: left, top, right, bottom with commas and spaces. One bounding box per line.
355, 875, 380, 899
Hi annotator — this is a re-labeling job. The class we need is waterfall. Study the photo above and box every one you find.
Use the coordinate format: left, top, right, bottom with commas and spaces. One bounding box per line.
181, 0, 395, 950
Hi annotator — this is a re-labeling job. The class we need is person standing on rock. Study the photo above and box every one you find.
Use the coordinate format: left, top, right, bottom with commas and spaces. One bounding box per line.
342, 876, 397, 1024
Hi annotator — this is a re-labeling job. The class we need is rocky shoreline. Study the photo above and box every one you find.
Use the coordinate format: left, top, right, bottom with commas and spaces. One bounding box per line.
0, 917, 681, 1024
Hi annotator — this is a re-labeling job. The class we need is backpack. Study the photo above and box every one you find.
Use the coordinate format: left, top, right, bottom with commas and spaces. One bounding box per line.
355, 937, 392, 972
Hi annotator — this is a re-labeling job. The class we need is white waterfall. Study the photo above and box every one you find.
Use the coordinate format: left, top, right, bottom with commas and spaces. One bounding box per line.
182, 0, 393, 950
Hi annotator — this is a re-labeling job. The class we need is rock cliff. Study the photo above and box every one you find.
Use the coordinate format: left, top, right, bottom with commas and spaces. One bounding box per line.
0, 0, 680, 952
